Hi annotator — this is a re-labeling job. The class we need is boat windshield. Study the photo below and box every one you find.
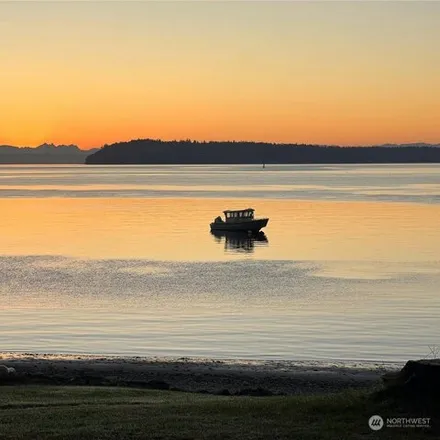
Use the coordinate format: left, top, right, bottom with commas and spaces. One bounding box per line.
225, 210, 254, 219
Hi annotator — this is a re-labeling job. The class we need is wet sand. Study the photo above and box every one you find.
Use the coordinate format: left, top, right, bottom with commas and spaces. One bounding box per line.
0, 353, 400, 396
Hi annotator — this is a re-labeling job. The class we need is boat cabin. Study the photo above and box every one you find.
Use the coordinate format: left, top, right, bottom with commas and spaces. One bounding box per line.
223, 208, 254, 223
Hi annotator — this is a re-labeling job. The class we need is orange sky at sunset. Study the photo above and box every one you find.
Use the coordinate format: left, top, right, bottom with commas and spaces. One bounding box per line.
1, 1, 439, 149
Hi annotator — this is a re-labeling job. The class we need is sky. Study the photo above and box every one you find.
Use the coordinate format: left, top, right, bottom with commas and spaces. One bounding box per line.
0, 1, 439, 149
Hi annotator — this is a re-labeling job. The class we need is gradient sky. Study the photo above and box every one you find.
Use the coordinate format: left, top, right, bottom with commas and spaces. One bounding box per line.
1, 1, 439, 149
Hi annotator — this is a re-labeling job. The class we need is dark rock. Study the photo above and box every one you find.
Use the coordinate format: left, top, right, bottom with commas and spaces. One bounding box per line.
382, 359, 440, 397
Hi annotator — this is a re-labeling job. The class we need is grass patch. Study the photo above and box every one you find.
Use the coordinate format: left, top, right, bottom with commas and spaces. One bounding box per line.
0, 386, 437, 439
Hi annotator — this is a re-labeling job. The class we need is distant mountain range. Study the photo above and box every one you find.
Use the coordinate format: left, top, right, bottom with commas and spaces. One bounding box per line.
0, 143, 98, 164
85, 139, 440, 165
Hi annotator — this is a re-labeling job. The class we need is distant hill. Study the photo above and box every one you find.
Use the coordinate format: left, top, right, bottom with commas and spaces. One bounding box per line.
0, 143, 99, 164
85, 139, 440, 165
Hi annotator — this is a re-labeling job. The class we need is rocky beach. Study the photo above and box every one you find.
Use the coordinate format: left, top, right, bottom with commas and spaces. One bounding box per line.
0, 352, 400, 396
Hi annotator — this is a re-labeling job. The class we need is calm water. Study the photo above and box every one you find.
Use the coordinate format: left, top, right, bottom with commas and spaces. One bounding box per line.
0, 164, 439, 362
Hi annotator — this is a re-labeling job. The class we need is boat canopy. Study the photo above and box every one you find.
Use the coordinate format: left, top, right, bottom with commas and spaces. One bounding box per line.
223, 208, 255, 219
223, 208, 254, 214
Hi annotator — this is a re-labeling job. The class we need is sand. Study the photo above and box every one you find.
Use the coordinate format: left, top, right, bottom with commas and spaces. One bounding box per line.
0, 352, 400, 396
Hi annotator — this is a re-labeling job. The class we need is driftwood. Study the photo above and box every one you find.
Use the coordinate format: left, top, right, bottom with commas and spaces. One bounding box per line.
0, 365, 16, 378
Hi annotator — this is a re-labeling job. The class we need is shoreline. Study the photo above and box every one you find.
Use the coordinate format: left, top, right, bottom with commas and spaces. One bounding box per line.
0, 352, 401, 396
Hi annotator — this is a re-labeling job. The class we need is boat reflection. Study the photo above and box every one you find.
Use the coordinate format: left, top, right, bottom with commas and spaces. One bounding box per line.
210, 230, 269, 253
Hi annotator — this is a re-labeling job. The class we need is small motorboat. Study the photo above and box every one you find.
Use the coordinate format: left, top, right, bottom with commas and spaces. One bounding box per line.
210, 208, 269, 233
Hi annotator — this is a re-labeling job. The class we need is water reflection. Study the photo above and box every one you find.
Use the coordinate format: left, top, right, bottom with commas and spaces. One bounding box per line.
211, 230, 269, 253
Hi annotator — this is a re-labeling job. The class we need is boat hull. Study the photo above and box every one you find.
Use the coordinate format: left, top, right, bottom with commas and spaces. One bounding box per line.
210, 218, 269, 233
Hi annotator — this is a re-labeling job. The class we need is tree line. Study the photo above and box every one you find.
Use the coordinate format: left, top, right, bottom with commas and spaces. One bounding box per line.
85, 139, 440, 164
